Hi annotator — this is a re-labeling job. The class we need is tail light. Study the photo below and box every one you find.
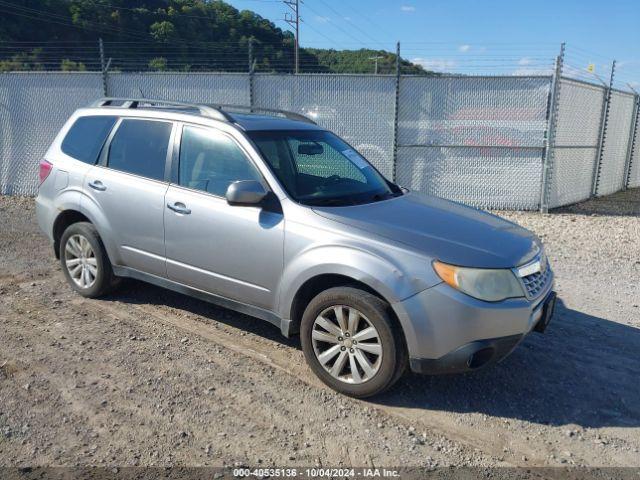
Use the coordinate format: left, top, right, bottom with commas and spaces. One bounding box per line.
39, 159, 53, 186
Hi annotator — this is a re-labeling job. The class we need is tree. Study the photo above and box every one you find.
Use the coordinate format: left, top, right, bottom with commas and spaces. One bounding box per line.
0, 0, 435, 74
148, 57, 168, 71
150, 21, 176, 42
61, 59, 86, 71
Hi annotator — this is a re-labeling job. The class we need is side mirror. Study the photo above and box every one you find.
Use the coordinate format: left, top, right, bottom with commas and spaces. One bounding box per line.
226, 180, 268, 206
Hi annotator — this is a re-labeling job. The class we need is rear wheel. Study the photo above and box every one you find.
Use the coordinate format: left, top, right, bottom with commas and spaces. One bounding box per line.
59, 222, 118, 298
300, 287, 407, 398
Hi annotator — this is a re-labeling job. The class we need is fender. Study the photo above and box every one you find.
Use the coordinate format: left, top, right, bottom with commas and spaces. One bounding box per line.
39, 186, 83, 245
276, 242, 438, 322
76, 189, 122, 266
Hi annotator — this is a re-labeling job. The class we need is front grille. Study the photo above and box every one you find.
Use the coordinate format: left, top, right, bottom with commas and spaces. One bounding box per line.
520, 258, 552, 299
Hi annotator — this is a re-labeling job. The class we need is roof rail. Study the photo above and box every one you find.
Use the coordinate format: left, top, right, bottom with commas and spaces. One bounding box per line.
90, 97, 317, 125
208, 104, 317, 125
90, 98, 232, 122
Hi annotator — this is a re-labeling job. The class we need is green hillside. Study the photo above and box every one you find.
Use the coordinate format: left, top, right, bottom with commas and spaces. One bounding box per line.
0, 0, 431, 74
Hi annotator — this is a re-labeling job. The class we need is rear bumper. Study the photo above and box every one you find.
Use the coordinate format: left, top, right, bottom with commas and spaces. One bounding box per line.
35, 193, 55, 244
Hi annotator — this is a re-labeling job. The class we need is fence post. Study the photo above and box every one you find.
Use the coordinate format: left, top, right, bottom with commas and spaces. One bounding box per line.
539, 43, 565, 213
622, 94, 640, 189
392, 41, 401, 182
591, 60, 616, 197
99, 38, 108, 96
248, 37, 255, 111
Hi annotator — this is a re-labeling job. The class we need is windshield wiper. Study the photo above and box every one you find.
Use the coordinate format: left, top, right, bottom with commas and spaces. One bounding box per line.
371, 191, 401, 202
306, 190, 401, 207
305, 197, 355, 207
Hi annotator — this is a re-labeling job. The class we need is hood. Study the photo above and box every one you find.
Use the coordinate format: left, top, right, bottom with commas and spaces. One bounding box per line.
312, 192, 540, 269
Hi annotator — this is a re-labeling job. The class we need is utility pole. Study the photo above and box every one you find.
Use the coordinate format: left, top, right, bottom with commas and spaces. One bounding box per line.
283, 0, 300, 74
369, 55, 384, 74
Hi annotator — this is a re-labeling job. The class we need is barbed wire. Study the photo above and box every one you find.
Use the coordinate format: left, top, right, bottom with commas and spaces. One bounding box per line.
0, 40, 636, 86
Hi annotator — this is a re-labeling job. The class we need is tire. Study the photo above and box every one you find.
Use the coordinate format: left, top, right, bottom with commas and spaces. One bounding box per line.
300, 286, 407, 398
59, 222, 118, 298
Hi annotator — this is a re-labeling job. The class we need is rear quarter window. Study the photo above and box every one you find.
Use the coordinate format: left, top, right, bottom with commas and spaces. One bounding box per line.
61, 115, 117, 164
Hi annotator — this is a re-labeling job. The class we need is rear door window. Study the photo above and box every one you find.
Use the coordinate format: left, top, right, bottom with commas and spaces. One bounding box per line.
107, 119, 173, 181
61, 115, 117, 164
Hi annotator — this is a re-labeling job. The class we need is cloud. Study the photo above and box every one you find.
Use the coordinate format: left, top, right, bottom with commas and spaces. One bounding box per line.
616, 60, 639, 70
315, 15, 330, 23
411, 57, 456, 72
512, 66, 554, 76
511, 57, 554, 75
400, 5, 416, 12
458, 45, 487, 53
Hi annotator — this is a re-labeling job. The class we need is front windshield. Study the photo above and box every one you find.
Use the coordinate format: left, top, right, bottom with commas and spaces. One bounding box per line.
248, 130, 400, 206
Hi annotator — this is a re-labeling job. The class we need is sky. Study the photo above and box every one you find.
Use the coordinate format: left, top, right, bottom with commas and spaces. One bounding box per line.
225, 0, 640, 86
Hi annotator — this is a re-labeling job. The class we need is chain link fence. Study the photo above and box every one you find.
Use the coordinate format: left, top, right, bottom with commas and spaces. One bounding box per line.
595, 90, 636, 196
548, 78, 605, 208
254, 74, 396, 178
628, 98, 640, 189
1, 68, 639, 209
396, 76, 551, 210
106, 72, 250, 105
0, 72, 104, 195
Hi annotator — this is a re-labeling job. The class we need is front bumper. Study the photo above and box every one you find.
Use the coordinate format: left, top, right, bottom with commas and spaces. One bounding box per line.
409, 333, 523, 375
391, 276, 555, 375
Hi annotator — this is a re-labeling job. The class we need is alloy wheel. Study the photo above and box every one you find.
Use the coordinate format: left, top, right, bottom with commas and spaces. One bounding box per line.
311, 305, 383, 384
64, 234, 98, 289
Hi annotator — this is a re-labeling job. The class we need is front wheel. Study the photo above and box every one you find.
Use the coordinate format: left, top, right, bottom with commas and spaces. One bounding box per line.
300, 287, 407, 398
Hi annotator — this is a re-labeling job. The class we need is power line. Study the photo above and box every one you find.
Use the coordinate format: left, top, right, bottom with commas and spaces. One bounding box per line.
339, 2, 396, 42
299, 18, 338, 47
0, 9, 141, 41
302, 2, 371, 46
313, 0, 387, 47
85, 0, 282, 22
0, 1, 151, 40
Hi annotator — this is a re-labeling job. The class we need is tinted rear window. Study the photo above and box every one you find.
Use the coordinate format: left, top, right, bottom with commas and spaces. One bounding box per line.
107, 119, 172, 181
61, 116, 117, 164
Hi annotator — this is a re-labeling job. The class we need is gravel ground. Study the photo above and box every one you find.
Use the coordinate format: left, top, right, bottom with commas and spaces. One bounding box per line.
0, 189, 639, 468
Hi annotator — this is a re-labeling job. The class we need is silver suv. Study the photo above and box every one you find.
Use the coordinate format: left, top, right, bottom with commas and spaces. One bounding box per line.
36, 98, 556, 397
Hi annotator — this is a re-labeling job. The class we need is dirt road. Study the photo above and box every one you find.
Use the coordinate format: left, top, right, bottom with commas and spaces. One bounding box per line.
1, 191, 639, 468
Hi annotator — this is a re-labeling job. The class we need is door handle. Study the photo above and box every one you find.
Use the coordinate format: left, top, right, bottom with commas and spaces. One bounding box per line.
88, 180, 106, 191
167, 202, 191, 215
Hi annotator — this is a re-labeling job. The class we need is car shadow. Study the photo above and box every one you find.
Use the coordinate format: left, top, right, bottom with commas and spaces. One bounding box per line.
550, 187, 640, 217
103, 279, 300, 349
374, 299, 640, 429
105, 282, 639, 429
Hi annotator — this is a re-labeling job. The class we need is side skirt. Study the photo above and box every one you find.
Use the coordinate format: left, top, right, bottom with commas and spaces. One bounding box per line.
112, 265, 289, 335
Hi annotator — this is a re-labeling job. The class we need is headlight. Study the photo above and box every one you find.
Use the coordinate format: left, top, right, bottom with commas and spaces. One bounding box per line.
433, 260, 525, 302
